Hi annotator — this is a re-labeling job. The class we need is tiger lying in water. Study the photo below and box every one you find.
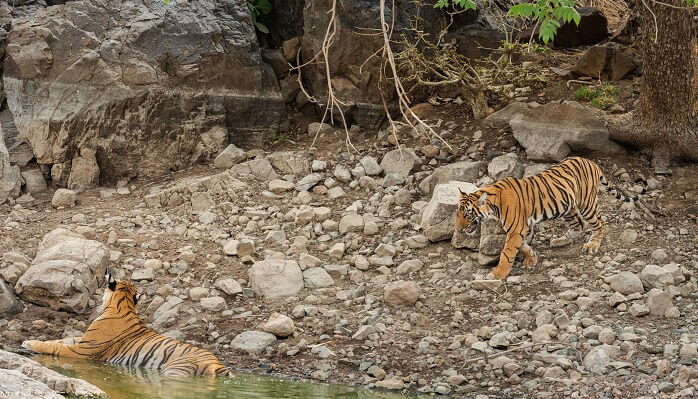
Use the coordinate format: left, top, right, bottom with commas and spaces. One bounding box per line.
23, 271, 230, 377
456, 157, 644, 280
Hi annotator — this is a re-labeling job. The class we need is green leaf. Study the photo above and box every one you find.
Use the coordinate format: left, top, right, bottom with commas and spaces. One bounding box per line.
255, 21, 270, 33
255, 0, 273, 15
454, 0, 477, 10
508, 3, 537, 18
553, 6, 580, 24
433, 0, 450, 8
163, 0, 169, 4
539, 18, 559, 43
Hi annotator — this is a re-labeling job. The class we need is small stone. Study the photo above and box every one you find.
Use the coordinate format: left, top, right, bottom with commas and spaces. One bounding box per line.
262, 313, 295, 337
51, 189, 77, 208
471, 280, 503, 291
231, 331, 277, 354
269, 179, 295, 193
131, 268, 154, 281
651, 248, 669, 263
620, 229, 638, 244
647, 288, 673, 317
215, 278, 242, 296
359, 156, 382, 176
339, 213, 364, 234
214, 144, 246, 168
303, 267, 335, 288
384, 280, 419, 306
606, 271, 644, 295
200, 296, 226, 312
629, 302, 649, 317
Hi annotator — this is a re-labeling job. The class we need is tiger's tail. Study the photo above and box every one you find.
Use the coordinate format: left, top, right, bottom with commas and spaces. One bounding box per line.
600, 174, 647, 202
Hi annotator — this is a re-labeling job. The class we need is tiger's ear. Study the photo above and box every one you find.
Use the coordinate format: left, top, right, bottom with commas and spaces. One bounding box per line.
478, 192, 488, 205
133, 293, 143, 305
106, 270, 116, 291
458, 188, 466, 196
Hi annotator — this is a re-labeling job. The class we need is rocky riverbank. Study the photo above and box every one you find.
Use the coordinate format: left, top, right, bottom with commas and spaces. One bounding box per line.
2, 109, 698, 398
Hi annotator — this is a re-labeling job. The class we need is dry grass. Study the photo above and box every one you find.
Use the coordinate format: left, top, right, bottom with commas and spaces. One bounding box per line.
576, 0, 630, 33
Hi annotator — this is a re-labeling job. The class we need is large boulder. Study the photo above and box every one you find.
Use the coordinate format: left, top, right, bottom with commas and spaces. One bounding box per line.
248, 259, 304, 299
0, 349, 106, 398
509, 102, 624, 161
419, 161, 484, 194
4, 0, 285, 186
420, 181, 478, 242
574, 44, 638, 81
15, 229, 109, 313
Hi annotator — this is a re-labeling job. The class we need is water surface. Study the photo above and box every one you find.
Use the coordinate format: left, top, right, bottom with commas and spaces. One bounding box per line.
34, 355, 419, 399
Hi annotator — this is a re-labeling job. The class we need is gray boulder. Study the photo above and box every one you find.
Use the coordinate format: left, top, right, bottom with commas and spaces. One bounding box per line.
15, 229, 109, 313
420, 182, 478, 242
248, 259, 304, 299
380, 148, 420, 177
231, 331, 277, 354
510, 102, 624, 161
0, 280, 22, 316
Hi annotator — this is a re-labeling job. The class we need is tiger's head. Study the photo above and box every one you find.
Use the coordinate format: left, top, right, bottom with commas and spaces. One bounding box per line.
456, 190, 493, 234
101, 270, 142, 314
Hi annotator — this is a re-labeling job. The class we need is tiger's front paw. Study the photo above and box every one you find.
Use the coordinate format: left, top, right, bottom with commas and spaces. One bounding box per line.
523, 253, 538, 267
22, 340, 39, 352
583, 241, 600, 254
490, 267, 510, 280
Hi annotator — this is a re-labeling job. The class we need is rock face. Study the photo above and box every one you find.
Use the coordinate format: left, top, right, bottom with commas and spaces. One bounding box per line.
0, 131, 21, 204
248, 259, 304, 299
420, 182, 478, 242
0, 349, 106, 398
15, 229, 109, 313
509, 102, 624, 161
4, 0, 285, 185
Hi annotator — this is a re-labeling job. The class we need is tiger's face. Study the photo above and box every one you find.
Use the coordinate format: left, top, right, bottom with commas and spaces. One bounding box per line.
456, 191, 491, 234
101, 270, 141, 314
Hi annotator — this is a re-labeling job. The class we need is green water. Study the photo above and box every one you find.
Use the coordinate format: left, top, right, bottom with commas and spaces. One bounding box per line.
34, 355, 419, 399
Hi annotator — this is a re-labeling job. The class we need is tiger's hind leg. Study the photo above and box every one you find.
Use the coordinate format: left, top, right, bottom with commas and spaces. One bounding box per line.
520, 242, 538, 268
581, 204, 605, 254
563, 210, 585, 242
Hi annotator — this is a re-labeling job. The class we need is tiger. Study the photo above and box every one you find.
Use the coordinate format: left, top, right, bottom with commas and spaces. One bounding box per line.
455, 157, 644, 280
22, 271, 230, 377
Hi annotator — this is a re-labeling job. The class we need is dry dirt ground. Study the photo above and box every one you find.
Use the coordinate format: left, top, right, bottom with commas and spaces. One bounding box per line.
2, 55, 698, 398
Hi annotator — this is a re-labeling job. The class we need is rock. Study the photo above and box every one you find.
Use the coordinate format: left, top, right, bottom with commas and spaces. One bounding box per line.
223, 239, 255, 257
359, 156, 382, 176
327, 186, 346, 199
333, 164, 352, 183
131, 268, 154, 281
375, 377, 405, 390
5, 0, 284, 185
647, 289, 674, 317
640, 264, 674, 289
231, 331, 277, 354
584, 345, 614, 374
215, 278, 242, 296
248, 259, 304, 299
554, 7, 607, 48
420, 161, 484, 194
598, 328, 616, 345
307, 122, 335, 136
200, 297, 226, 312
21, 169, 48, 194
295, 173, 323, 191
303, 267, 335, 289
606, 271, 644, 295
339, 213, 364, 234
214, 144, 247, 169
620, 229, 638, 244
0, 370, 65, 399
489, 332, 511, 348
282, 37, 301, 62
471, 279, 504, 291
384, 280, 419, 306
67, 148, 100, 191
420, 182, 478, 242
0, 279, 22, 316
380, 148, 420, 177
262, 313, 295, 337
231, 158, 280, 181
651, 248, 669, 263
0, 349, 106, 398
510, 102, 623, 161
396, 259, 423, 274
15, 229, 108, 313
573, 44, 638, 81
152, 296, 183, 328
51, 189, 77, 208
629, 302, 649, 317
484, 102, 531, 128
488, 153, 523, 180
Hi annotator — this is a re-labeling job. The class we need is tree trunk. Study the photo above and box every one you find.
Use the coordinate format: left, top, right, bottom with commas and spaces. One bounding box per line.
634, 0, 698, 167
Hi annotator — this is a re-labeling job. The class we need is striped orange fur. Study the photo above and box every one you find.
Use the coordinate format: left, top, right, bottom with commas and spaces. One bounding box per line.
23, 272, 230, 377
455, 157, 642, 280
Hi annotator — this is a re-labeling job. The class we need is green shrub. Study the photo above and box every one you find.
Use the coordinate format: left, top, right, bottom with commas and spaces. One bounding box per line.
573, 84, 618, 109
